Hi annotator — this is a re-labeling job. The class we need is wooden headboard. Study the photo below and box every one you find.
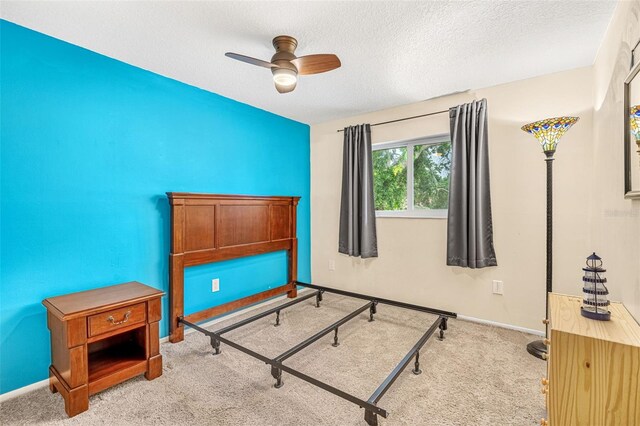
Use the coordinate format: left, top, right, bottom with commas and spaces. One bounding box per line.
167, 192, 300, 343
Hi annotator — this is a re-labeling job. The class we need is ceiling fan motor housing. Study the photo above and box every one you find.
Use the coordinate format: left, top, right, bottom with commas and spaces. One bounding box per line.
271, 36, 298, 73
272, 35, 298, 54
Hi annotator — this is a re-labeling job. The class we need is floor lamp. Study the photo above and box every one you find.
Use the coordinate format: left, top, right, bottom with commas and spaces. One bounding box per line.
521, 116, 579, 360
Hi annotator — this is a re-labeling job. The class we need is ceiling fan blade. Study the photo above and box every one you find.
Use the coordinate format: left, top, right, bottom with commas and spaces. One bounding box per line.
225, 52, 277, 69
290, 54, 341, 75
275, 81, 297, 94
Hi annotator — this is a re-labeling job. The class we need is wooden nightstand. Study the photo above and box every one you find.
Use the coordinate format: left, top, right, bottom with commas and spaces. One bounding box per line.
43, 282, 164, 417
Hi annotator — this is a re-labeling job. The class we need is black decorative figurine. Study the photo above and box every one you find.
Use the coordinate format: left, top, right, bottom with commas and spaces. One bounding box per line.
581, 253, 611, 321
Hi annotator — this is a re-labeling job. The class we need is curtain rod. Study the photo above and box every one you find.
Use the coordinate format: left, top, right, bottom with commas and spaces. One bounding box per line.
336, 108, 449, 132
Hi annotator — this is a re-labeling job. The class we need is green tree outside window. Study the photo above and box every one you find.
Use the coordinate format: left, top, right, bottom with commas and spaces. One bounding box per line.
372, 141, 451, 212
414, 142, 451, 210
373, 147, 407, 211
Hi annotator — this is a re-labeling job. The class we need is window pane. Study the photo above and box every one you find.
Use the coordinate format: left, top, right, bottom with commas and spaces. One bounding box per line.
414, 142, 451, 210
373, 147, 407, 211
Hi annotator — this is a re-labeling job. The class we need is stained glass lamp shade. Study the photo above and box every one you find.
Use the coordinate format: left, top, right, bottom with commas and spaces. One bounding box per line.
630, 105, 640, 140
630, 106, 640, 159
521, 116, 579, 156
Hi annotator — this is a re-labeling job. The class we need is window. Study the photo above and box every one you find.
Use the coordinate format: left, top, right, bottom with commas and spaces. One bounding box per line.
372, 135, 451, 218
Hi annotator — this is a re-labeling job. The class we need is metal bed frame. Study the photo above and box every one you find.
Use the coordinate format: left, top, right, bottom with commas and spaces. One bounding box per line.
180, 280, 457, 426
167, 194, 457, 424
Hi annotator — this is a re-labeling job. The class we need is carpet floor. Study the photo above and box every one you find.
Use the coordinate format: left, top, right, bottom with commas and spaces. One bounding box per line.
1, 292, 547, 425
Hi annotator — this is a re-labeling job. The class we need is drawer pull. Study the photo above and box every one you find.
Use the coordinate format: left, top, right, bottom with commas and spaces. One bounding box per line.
540, 419, 548, 426
542, 319, 549, 325
106, 311, 131, 325
541, 378, 549, 386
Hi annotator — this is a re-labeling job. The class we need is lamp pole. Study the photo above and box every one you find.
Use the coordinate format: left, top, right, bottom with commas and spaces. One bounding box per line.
545, 154, 553, 319
526, 152, 554, 360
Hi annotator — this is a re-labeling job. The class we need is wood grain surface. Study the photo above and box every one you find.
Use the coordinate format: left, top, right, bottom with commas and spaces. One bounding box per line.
43, 282, 163, 321
547, 293, 640, 425
549, 293, 640, 346
166, 193, 300, 342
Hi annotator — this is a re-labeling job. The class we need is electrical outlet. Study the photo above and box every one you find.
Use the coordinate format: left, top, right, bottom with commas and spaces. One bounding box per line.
328, 259, 336, 271
212, 278, 220, 292
492, 280, 504, 295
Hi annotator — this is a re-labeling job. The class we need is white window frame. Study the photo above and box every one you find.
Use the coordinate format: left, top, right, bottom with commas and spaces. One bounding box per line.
373, 133, 450, 219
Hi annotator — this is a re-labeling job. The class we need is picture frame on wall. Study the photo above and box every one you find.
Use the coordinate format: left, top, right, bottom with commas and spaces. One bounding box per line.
623, 50, 640, 199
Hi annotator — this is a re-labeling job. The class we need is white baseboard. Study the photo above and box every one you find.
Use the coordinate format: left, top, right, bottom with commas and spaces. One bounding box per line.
456, 314, 545, 336
0, 289, 312, 403
0, 378, 50, 403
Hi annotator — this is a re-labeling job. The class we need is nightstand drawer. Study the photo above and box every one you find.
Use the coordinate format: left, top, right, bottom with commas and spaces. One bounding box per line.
88, 303, 146, 337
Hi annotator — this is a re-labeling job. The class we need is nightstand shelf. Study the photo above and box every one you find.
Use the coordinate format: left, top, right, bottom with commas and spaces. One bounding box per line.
88, 333, 147, 392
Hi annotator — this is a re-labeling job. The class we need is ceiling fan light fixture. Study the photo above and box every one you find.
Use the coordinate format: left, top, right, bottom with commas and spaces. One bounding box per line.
272, 68, 297, 87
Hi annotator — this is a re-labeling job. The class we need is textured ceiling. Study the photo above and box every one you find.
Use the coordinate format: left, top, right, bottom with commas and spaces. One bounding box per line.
1, 1, 617, 124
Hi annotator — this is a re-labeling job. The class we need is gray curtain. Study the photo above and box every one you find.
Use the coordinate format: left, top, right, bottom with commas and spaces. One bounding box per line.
447, 99, 497, 268
339, 124, 378, 258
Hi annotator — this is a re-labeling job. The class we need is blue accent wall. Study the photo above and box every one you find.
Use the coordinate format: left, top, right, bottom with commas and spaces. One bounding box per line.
0, 21, 311, 394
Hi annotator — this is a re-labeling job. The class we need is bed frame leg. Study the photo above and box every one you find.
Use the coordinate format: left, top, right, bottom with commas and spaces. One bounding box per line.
368, 301, 377, 322
412, 351, 422, 375
316, 291, 324, 308
364, 410, 379, 426
274, 310, 281, 327
332, 327, 340, 347
271, 366, 284, 389
438, 317, 448, 341
210, 336, 221, 355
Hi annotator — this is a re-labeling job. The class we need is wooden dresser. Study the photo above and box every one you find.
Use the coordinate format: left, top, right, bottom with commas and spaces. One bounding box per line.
542, 293, 640, 425
43, 282, 164, 417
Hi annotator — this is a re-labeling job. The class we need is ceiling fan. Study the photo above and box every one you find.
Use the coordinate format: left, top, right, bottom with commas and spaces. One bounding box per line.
225, 35, 341, 94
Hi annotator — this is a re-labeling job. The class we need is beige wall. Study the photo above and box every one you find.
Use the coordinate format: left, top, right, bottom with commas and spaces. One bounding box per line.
311, 67, 594, 332
592, 0, 640, 320
311, 1, 640, 331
